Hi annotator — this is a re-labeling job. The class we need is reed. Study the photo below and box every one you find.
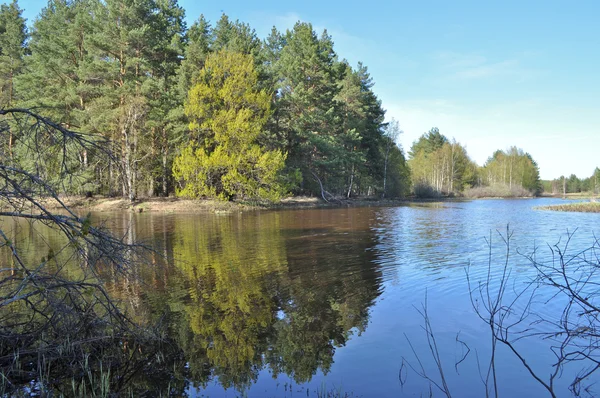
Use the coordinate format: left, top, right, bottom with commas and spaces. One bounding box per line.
537, 201, 600, 212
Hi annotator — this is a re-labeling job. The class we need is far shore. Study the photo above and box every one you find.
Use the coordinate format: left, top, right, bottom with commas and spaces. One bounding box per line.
48, 195, 418, 213
537, 201, 600, 213
41, 194, 547, 214
540, 192, 600, 200
12, 193, 600, 215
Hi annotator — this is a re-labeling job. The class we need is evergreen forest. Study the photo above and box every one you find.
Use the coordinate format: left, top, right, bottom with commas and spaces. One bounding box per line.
0, 0, 554, 201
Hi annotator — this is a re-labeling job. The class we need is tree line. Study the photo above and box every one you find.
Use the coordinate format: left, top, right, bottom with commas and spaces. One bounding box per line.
0, 0, 409, 201
407, 127, 542, 197
0, 0, 547, 201
541, 168, 600, 195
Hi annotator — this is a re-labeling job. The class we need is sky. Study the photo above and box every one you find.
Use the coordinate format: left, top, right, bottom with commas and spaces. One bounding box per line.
13, 0, 600, 180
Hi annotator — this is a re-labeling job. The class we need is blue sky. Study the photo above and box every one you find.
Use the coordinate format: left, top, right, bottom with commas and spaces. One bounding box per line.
14, 0, 600, 180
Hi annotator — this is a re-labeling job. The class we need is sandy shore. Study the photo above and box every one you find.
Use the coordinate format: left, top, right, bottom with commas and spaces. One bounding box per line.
49, 195, 406, 213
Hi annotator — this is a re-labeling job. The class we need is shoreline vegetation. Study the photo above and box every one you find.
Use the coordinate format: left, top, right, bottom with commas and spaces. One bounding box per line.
44, 195, 437, 213
44, 194, 539, 214
0, 0, 596, 206
44, 191, 600, 214
0, 1, 552, 205
537, 201, 600, 213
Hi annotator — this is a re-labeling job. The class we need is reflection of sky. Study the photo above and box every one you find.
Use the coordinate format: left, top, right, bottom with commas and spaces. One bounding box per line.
183, 198, 600, 397
338, 198, 599, 397
17, 199, 585, 397
5, 198, 597, 397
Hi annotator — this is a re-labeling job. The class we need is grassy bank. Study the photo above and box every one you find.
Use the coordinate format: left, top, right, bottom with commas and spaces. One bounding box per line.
540, 192, 599, 199
537, 201, 600, 213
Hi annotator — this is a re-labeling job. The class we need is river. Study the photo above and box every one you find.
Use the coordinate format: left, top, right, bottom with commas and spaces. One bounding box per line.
4, 198, 600, 397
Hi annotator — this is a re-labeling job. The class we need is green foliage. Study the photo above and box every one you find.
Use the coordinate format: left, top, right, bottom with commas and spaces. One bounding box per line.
0, 0, 26, 107
267, 23, 397, 197
480, 147, 541, 195
3, 4, 413, 201
381, 118, 409, 197
17, 0, 97, 125
542, 167, 600, 195
177, 14, 212, 99
274, 23, 339, 183
173, 50, 286, 201
15, 0, 187, 198
408, 129, 476, 195
385, 143, 411, 197
407, 131, 542, 197
408, 127, 448, 158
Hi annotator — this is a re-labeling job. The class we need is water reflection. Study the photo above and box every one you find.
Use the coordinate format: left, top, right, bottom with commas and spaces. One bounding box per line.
99, 209, 383, 393
5, 199, 596, 396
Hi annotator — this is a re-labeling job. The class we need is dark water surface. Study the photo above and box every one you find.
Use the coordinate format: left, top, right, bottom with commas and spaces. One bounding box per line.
6, 198, 600, 397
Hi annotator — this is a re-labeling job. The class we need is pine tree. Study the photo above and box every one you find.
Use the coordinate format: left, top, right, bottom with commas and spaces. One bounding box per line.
88, 0, 186, 200
177, 14, 212, 99
18, 0, 99, 125
275, 22, 340, 194
335, 62, 390, 197
142, 0, 186, 196
13, 4, 410, 201
173, 50, 286, 201
381, 119, 401, 198
353, 63, 390, 194
15, 0, 101, 193
0, 0, 26, 107
212, 14, 261, 56
0, 0, 27, 160
259, 27, 286, 151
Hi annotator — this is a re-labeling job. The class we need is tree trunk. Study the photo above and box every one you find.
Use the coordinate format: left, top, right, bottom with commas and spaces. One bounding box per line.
162, 128, 169, 196
347, 164, 354, 198
8, 132, 13, 160
383, 150, 389, 198
311, 170, 329, 202
509, 158, 513, 189
123, 126, 134, 201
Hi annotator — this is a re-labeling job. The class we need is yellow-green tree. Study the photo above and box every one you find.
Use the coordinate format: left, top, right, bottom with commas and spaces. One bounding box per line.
408, 128, 477, 195
173, 50, 286, 201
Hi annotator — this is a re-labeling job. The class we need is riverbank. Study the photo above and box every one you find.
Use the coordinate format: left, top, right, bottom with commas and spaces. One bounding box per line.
537, 201, 600, 213
45, 194, 553, 214
50, 195, 419, 213
540, 192, 600, 199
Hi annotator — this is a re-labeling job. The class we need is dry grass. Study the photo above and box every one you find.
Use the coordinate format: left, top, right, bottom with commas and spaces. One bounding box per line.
537, 201, 600, 213
49, 195, 259, 213
48, 195, 413, 213
463, 184, 534, 199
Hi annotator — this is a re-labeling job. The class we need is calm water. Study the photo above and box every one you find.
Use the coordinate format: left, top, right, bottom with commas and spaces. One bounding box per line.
5, 198, 600, 397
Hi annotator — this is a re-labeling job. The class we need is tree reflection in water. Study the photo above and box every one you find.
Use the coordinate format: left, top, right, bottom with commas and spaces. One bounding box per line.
108, 209, 384, 393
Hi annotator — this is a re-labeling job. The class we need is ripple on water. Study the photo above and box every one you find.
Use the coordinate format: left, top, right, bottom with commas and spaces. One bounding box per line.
4, 198, 599, 397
